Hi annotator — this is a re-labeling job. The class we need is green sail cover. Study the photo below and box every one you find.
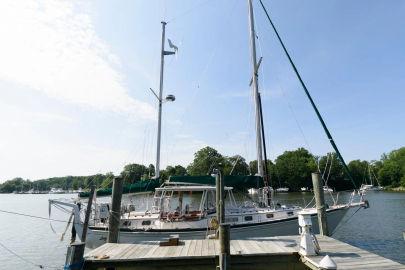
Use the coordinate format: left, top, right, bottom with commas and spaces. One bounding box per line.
78, 178, 160, 198
78, 175, 263, 197
168, 175, 264, 190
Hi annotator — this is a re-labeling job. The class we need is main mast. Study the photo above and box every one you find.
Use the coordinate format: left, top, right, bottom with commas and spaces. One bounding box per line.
248, 0, 264, 177
155, 21, 175, 178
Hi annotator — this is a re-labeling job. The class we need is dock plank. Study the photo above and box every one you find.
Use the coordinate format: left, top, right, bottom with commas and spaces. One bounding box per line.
83, 235, 405, 270
179, 240, 191, 257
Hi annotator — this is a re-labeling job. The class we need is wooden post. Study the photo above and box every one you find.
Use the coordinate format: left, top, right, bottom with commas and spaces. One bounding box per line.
65, 186, 94, 270
215, 172, 221, 223
312, 172, 329, 236
82, 185, 96, 242
108, 176, 123, 243
217, 171, 230, 270
219, 224, 230, 270
64, 242, 85, 270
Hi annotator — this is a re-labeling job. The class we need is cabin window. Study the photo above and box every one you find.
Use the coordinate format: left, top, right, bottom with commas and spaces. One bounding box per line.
266, 213, 274, 218
287, 211, 294, 216
142, 220, 152, 226
225, 217, 239, 223
244, 216, 253, 221
123, 220, 131, 226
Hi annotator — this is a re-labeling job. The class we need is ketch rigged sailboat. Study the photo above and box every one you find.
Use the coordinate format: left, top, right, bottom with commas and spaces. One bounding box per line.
50, 0, 368, 248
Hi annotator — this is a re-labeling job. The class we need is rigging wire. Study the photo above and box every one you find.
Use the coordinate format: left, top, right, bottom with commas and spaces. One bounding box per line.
0, 209, 75, 224
258, 0, 357, 189
331, 206, 363, 235
0, 241, 61, 269
322, 153, 330, 181
166, 0, 213, 23
164, 1, 239, 161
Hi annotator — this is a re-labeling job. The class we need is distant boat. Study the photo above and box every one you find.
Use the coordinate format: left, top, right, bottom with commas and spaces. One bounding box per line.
248, 188, 258, 194
360, 164, 383, 192
49, 188, 64, 194
323, 186, 334, 192
300, 187, 309, 192
276, 187, 289, 192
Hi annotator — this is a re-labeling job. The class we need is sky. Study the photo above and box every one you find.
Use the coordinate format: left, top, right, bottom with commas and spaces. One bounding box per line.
0, 0, 404, 182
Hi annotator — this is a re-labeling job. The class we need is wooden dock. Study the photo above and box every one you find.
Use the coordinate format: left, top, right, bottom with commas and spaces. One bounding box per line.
83, 235, 405, 270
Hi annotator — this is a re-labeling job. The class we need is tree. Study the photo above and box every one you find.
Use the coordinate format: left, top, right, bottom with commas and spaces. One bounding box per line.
174, 165, 187, 176
100, 172, 115, 188
348, 160, 369, 188
187, 146, 225, 175
120, 163, 147, 183
274, 148, 317, 191
147, 164, 155, 179
317, 153, 349, 190
224, 155, 249, 176
378, 147, 405, 187
379, 161, 401, 187
159, 165, 187, 181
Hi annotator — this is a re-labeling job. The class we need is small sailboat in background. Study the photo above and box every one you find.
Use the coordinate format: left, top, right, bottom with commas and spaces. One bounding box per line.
360, 163, 383, 191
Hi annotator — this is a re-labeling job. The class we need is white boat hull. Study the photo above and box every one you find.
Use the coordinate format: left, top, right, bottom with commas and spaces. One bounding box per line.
78, 207, 349, 249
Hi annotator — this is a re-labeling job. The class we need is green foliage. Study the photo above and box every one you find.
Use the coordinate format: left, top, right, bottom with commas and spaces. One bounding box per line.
348, 160, 369, 188
274, 148, 317, 191
120, 163, 148, 184
1, 146, 405, 193
224, 155, 250, 176
160, 165, 187, 181
187, 146, 226, 175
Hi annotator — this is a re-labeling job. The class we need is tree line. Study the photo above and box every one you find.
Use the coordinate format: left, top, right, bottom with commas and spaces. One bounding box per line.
1, 146, 404, 193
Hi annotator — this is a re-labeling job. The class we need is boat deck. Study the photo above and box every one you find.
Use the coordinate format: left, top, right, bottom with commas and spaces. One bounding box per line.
83, 235, 405, 270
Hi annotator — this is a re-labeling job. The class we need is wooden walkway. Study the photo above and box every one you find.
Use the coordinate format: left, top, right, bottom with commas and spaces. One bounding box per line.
83, 236, 405, 270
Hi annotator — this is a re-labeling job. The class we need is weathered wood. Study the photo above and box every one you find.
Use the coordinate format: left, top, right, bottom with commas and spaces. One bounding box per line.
215, 172, 221, 223
312, 172, 329, 236
82, 185, 96, 242
108, 176, 123, 243
83, 236, 404, 270
218, 171, 229, 270
66, 185, 95, 270
219, 224, 230, 254
159, 234, 180, 246
65, 242, 85, 270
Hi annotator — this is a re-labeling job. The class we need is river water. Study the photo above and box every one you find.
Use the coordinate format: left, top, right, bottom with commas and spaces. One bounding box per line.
0, 191, 404, 269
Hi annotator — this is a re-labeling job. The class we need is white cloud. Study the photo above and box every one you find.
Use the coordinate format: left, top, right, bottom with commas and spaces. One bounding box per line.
0, 0, 154, 119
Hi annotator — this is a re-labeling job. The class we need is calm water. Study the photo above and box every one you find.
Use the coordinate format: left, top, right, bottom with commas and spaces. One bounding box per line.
0, 191, 404, 269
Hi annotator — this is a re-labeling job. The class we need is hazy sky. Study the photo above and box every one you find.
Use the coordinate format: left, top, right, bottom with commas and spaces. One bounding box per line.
0, 0, 404, 181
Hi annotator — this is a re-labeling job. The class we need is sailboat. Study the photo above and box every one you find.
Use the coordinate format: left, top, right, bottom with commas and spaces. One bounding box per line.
49, 0, 368, 248
360, 164, 383, 191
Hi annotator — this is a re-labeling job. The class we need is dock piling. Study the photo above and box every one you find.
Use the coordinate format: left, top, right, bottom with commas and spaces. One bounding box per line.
312, 172, 329, 236
108, 176, 123, 244
215, 169, 229, 270
64, 186, 94, 270
65, 242, 86, 270
82, 185, 96, 242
